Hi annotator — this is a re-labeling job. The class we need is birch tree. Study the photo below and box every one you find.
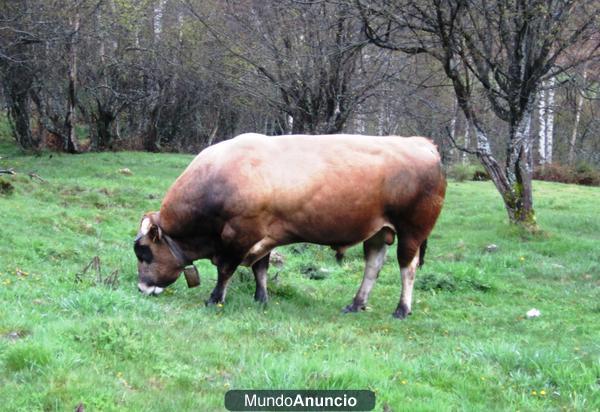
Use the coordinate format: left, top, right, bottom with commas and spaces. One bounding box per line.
538, 77, 556, 165
359, 0, 600, 227
568, 66, 586, 164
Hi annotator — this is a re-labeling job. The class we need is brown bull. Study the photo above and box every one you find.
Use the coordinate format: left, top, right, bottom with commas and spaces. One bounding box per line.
134, 133, 446, 319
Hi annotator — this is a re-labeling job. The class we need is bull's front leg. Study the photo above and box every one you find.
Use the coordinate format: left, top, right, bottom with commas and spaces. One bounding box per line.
252, 253, 270, 303
343, 230, 388, 313
206, 258, 240, 305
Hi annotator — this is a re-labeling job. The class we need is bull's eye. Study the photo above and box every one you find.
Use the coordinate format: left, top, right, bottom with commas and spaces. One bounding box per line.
134, 241, 154, 264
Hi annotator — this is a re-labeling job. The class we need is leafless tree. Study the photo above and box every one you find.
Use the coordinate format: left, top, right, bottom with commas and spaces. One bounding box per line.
0, 0, 44, 150
359, 0, 600, 227
187, 0, 397, 134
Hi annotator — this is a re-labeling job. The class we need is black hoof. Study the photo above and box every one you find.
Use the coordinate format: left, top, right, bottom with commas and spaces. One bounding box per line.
254, 289, 268, 304
205, 294, 224, 306
392, 304, 411, 319
342, 302, 366, 313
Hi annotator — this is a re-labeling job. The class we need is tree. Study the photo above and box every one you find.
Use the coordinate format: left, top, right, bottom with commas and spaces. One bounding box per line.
0, 0, 43, 150
359, 0, 600, 227
537, 77, 556, 165
188, 0, 396, 134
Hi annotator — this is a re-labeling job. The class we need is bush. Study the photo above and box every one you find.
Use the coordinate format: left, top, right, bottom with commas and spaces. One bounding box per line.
446, 163, 490, 182
573, 162, 600, 186
472, 169, 491, 181
533, 162, 600, 186
533, 163, 575, 184
0, 178, 14, 195
447, 163, 474, 182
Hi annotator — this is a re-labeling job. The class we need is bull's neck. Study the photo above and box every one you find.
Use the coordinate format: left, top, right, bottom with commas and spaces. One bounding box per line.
167, 234, 215, 263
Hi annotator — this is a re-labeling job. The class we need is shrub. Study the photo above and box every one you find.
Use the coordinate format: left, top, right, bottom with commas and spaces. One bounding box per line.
0, 178, 14, 195
573, 162, 600, 186
446, 163, 490, 182
533, 162, 600, 186
533, 163, 575, 184
472, 169, 490, 181
447, 163, 474, 182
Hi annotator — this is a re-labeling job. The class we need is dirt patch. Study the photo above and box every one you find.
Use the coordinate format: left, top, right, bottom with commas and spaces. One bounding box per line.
3, 330, 29, 341
0, 178, 14, 195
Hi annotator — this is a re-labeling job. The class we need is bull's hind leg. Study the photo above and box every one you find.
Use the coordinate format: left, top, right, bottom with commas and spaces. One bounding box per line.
393, 237, 421, 319
252, 253, 270, 303
343, 229, 389, 313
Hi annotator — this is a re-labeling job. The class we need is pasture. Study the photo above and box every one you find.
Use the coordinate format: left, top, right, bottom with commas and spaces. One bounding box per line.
1, 135, 599, 411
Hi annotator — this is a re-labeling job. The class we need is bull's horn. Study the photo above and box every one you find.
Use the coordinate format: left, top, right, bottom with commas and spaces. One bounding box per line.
140, 216, 162, 242
140, 217, 152, 236
183, 265, 200, 288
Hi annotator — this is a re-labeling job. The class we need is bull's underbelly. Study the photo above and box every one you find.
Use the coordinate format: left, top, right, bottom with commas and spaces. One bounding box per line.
279, 212, 390, 246
240, 218, 392, 267
237, 199, 394, 266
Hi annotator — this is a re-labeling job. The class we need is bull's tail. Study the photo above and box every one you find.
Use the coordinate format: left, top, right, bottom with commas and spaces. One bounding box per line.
418, 238, 428, 268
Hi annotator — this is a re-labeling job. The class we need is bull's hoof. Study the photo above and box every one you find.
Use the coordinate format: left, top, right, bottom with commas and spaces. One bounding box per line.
254, 290, 268, 304
342, 302, 366, 313
392, 304, 412, 319
205, 294, 224, 306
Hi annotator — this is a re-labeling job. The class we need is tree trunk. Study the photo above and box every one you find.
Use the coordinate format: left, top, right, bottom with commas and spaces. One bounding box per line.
377, 100, 387, 136
462, 122, 470, 164
64, 12, 80, 153
153, 0, 167, 42
206, 109, 220, 146
8, 89, 36, 150
568, 64, 588, 165
94, 104, 116, 150
144, 102, 162, 152
470, 104, 536, 228
354, 105, 366, 134
545, 78, 555, 164
537, 85, 547, 164
449, 96, 458, 162
537, 78, 556, 165
3, 73, 37, 150
286, 115, 294, 134
445, 66, 536, 228
504, 103, 535, 226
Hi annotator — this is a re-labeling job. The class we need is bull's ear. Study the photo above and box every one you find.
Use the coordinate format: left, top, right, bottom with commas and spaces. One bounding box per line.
149, 223, 162, 243
140, 215, 162, 243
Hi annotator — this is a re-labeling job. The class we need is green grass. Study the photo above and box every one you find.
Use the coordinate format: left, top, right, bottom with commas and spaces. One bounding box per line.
1, 133, 599, 411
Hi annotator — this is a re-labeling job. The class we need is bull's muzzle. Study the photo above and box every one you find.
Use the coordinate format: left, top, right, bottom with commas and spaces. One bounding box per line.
138, 283, 165, 296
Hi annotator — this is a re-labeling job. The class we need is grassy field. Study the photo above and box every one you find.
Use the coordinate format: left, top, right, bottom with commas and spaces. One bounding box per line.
1, 133, 599, 412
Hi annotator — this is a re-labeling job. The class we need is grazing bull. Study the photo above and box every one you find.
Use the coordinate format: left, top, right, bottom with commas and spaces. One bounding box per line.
134, 133, 446, 319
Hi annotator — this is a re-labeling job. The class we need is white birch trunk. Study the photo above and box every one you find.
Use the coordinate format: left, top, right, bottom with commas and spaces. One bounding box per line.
354, 107, 366, 134
569, 64, 588, 165
545, 77, 555, 164
377, 102, 386, 136
537, 84, 547, 164
153, 0, 167, 42
537, 77, 556, 165
449, 96, 458, 162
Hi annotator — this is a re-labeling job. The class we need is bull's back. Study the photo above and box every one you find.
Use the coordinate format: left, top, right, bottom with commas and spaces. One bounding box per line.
221, 134, 442, 244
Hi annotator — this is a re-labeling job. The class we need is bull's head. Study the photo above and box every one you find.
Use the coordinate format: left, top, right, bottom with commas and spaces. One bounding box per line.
134, 212, 200, 295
